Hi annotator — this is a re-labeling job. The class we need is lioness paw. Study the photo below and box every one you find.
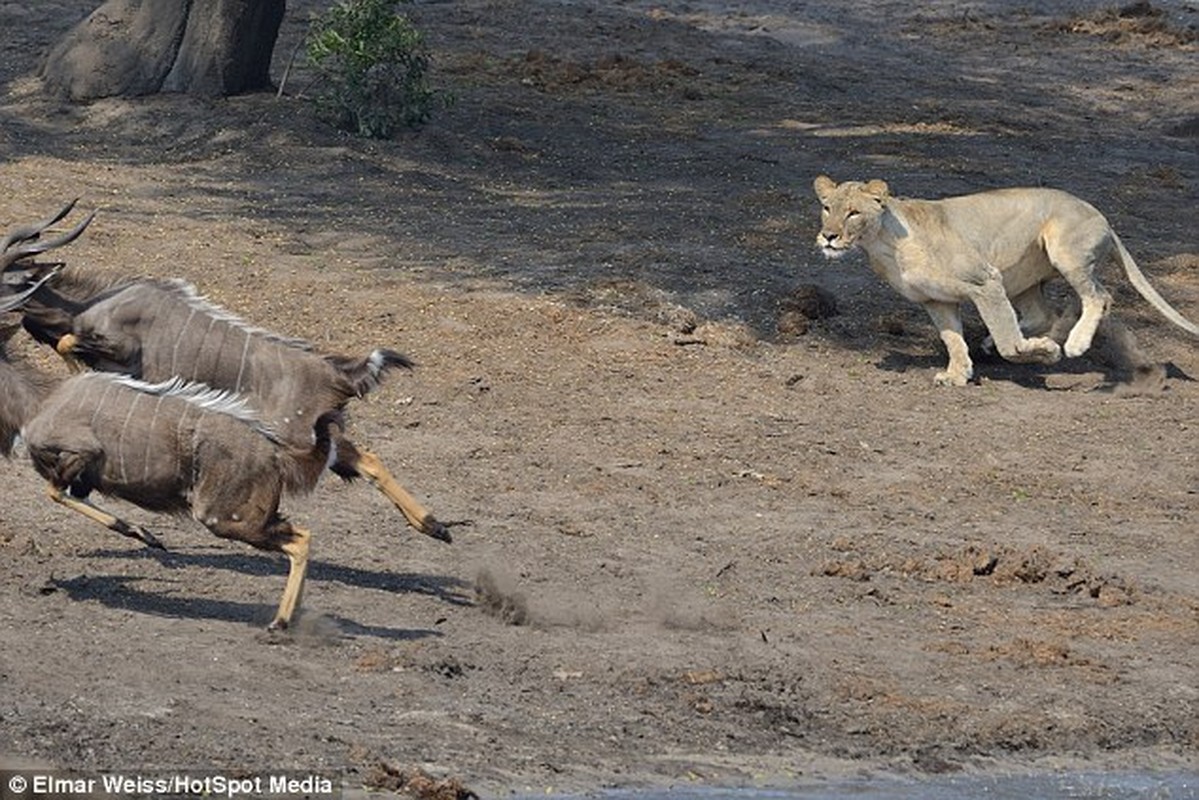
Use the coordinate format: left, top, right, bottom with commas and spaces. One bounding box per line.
1020, 337, 1062, 364
934, 369, 971, 387
1064, 329, 1096, 359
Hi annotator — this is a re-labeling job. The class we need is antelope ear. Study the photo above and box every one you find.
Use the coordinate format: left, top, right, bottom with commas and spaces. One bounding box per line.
863, 180, 890, 200
813, 174, 837, 201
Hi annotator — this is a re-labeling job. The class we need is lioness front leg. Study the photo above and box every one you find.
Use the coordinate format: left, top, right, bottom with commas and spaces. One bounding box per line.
970, 278, 1061, 365
981, 284, 1064, 355
923, 301, 973, 386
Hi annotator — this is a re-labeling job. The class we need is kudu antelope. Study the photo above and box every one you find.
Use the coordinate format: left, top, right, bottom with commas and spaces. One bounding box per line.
2, 201, 451, 544
0, 306, 329, 631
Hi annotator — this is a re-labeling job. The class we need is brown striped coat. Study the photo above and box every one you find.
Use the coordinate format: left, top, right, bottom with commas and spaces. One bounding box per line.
21, 272, 450, 542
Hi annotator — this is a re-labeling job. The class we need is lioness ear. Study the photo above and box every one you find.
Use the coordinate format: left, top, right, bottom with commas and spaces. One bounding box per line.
813, 175, 837, 200
864, 180, 890, 199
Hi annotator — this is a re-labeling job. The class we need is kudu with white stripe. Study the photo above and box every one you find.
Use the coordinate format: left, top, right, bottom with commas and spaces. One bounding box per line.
0, 318, 330, 631
3, 201, 450, 543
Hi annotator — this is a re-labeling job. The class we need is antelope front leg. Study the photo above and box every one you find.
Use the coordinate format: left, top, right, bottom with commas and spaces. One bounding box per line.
353, 451, 451, 543
268, 524, 310, 632
46, 485, 166, 550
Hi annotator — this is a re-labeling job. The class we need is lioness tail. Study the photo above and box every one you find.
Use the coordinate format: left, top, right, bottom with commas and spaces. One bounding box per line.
1111, 233, 1199, 337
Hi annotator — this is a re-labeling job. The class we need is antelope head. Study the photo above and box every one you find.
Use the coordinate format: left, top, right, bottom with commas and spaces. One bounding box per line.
1, 200, 95, 363
1, 199, 95, 285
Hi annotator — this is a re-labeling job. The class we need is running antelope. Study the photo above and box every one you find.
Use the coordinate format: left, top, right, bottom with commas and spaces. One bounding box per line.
2, 201, 450, 544
0, 310, 331, 631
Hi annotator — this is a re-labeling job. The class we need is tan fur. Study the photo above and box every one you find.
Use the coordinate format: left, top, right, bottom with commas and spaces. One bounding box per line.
813, 176, 1198, 386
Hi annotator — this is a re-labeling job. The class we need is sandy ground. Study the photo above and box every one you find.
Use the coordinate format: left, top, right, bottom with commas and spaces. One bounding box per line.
1, 0, 1197, 796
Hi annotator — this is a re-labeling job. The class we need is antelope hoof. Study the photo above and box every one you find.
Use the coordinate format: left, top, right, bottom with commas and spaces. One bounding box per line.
267, 617, 290, 633
139, 527, 167, 551
113, 518, 166, 550
422, 517, 453, 544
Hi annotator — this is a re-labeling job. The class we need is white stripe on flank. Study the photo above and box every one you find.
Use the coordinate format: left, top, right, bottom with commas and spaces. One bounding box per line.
170, 307, 197, 377
74, 378, 95, 414
194, 315, 218, 381
234, 327, 251, 393
88, 380, 115, 430
117, 390, 140, 484
143, 393, 165, 485
175, 396, 194, 471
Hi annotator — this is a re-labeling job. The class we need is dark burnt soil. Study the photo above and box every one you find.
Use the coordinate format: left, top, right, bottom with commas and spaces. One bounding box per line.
1, 0, 1197, 796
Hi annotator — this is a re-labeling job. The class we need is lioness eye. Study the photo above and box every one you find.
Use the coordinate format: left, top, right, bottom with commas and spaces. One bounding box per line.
846, 209, 860, 218
821, 205, 830, 214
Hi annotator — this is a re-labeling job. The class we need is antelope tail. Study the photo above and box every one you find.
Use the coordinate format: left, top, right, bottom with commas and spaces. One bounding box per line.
281, 409, 346, 494
325, 348, 414, 398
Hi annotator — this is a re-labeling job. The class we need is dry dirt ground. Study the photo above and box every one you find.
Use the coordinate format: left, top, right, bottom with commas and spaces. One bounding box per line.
1, 0, 1198, 796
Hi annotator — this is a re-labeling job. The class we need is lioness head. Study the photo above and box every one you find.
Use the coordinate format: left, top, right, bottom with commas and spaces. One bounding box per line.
813, 175, 890, 258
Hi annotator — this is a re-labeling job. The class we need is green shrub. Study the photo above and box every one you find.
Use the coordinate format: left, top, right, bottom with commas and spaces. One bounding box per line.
306, 0, 441, 138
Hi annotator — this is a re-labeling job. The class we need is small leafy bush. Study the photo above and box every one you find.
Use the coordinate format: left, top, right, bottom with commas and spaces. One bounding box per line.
306, 0, 441, 138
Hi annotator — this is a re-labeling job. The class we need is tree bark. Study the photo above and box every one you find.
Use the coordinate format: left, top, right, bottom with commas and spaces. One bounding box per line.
41, 0, 285, 100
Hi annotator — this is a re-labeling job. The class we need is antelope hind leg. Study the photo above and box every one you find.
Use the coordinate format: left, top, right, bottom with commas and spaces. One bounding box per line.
47, 485, 166, 550
352, 450, 451, 543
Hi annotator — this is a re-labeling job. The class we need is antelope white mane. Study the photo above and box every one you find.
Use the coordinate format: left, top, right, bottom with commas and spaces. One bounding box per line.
87, 373, 278, 437
160, 279, 314, 350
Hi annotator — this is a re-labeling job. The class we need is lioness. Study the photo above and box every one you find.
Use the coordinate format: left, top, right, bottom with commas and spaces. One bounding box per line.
813, 176, 1198, 386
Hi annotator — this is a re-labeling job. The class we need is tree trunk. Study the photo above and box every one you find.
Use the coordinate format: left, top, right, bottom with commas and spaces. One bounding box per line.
41, 0, 285, 101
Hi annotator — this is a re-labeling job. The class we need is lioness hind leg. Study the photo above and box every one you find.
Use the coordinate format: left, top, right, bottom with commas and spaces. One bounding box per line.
1063, 283, 1111, 358
1045, 228, 1113, 358
970, 279, 1061, 365
1046, 301, 1080, 344
1011, 284, 1058, 337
